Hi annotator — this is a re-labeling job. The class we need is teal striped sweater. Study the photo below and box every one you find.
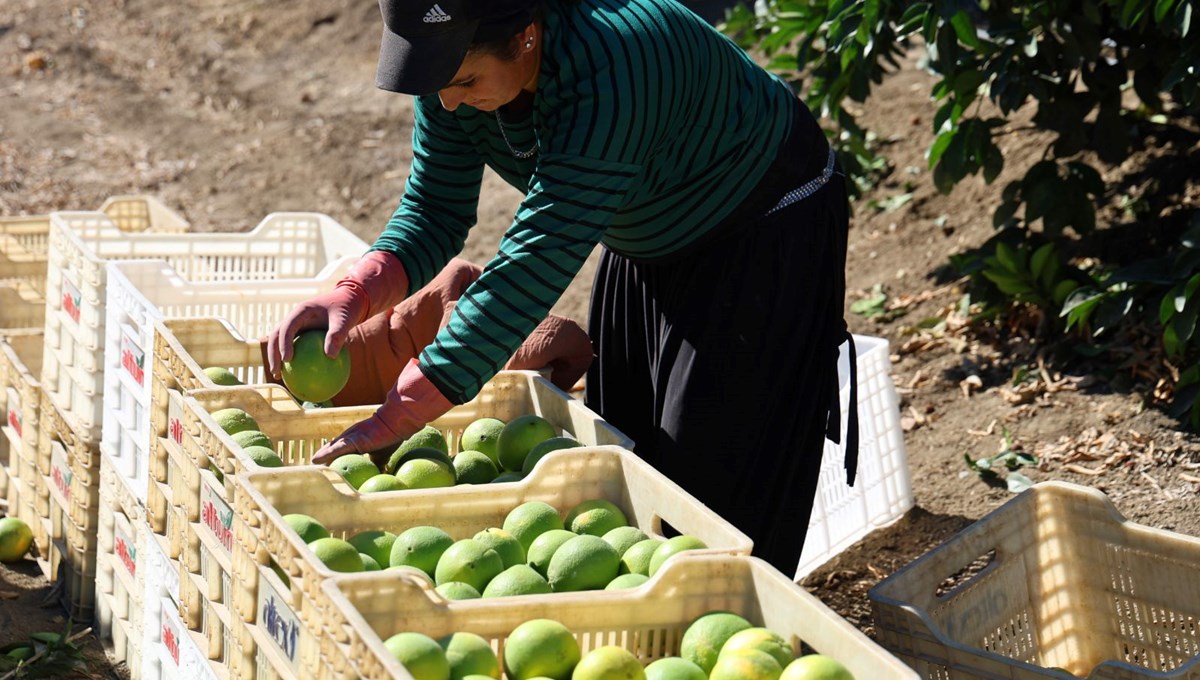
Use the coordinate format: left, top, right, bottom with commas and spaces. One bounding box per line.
372, 0, 797, 403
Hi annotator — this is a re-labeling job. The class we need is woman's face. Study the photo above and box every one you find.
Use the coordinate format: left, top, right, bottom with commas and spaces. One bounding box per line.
437, 28, 539, 112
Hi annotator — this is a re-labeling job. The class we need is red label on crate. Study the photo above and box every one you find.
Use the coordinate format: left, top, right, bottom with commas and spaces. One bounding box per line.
5, 387, 21, 440
121, 331, 146, 386
62, 277, 82, 324
260, 586, 300, 664
161, 612, 181, 666
168, 392, 184, 444
115, 530, 137, 578
50, 446, 72, 503
200, 480, 234, 554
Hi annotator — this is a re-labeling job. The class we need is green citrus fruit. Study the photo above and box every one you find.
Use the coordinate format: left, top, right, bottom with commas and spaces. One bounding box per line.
243, 445, 283, 468
358, 473, 405, 493
565, 499, 628, 537
360, 553, 382, 571
390, 526, 455, 577
383, 632, 451, 680
0, 517, 34, 562
459, 417, 506, 466
496, 415, 558, 472
435, 581, 482, 601
503, 501, 564, 554
546, 534, 620, 592
281, 329, 351, 403
203, 366, 242, 386
525, 529, 577, 577
502, 619, 580, 680
648, 535, 708, 577
329, 453, 379, 489
619, 538, 664, 576
602, 526, 649, 558
211, 408, 258, 435
490, 470, 525, 484
452, 450, 499, 484
710, 648, 782, 680
231, 429, 273, 450
521, 436, 580, 475
605, 573, 649, 590
481, 564, 551, 598
283, 514, 329, 545
573, 646, 645, 680
779, 654, 855, 680
348, 530, 397, 568
386, 426, 449, 472
645, 657, 707, 680
473, 528, 525, 568
439, 631, 500, 679
681, 611, 753, 674
720, 628, 794, 669
434, 539, 505, 593
308, 537, 364, 573
396, 457, 457, 489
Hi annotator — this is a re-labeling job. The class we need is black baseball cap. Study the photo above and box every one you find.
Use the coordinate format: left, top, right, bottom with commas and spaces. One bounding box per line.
376, 0, 539, 96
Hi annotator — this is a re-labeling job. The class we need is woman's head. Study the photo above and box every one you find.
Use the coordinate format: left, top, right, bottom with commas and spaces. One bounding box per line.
435, 16, 542, 112
375, 0, 541, 98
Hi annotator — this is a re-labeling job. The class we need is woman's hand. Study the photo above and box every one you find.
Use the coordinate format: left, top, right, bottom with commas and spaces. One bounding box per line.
312, 359, 454, 467
265, 251, 410, 379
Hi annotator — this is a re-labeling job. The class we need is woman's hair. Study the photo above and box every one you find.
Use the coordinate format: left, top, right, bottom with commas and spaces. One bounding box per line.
467, 0, 577, 61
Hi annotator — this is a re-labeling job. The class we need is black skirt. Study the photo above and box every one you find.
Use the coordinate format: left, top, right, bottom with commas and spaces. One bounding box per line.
584, 119, 852, 575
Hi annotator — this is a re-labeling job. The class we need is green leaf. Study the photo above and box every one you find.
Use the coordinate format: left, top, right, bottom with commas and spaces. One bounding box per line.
1030, 243, 1055, 283
982, 270, 1036, 296
928, 128, 957, 167
1156, 0, 1178, 23
994, 241, 1023, 274
950, 9, 983, 49
1052, 279, 1080, 307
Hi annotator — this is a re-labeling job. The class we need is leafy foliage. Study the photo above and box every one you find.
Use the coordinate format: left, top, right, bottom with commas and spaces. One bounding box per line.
722, 0, 1200, 424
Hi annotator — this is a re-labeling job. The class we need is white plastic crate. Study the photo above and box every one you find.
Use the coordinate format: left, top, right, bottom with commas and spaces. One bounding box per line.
40, 209, 366, 443
0, 195, 188, 297
100, 257, 358, 507
794, 333, 913, 580
95, 457, 146, 677
0, 282, 46, 332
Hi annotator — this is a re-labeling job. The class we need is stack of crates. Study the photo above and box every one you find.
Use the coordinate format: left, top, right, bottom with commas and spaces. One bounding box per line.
0, 197, 189, 618
33, 209, 368, 675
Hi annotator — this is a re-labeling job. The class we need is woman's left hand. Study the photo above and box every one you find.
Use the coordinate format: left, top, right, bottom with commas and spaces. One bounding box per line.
312, 359, 454, 467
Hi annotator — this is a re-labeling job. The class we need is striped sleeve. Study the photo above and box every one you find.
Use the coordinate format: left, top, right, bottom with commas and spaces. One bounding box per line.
419, 152, 641, 403
370, 95, 485, 292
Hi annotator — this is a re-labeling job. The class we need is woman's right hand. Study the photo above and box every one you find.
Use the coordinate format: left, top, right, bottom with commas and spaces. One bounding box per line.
265, 286, 370, 379
265, 250, 411, 379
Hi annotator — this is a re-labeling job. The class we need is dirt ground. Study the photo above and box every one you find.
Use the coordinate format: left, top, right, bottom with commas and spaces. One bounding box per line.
3, 0, 1200, 675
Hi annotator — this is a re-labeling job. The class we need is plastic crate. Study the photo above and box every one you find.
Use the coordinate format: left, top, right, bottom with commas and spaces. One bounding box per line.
0, 282, 46, 332
0, 195, 188, 297
38, 388, 102, 617
794, 333, 914, 580
95, 457, 145, 675
100, 258, 357, 509
1, 333, 43, 490
235, 445, 752, 652
40, 209, 365, 443
869, 481, 1200, 679
310, 553, 917, 680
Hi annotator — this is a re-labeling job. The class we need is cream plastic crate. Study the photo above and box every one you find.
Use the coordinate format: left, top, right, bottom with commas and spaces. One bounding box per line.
38, 388, 102, 617
0, 282, 47, 332
313, 553, 917, 680
1, 333, 43, 491
235, 446, 752, 651
794, 333, 914, 580
95, 457, 146, 676
40, 209, 365, 442
0, 195, 188, 296
140, 521, 189, 680
870, 482, 1200, 679
100, 257, 358, 509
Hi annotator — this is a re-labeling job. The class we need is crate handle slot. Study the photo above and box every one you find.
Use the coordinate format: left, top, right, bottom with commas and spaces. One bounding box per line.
933, 547, 997, 601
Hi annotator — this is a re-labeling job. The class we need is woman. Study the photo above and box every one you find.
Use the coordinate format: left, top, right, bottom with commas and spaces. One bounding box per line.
267, 0, 854, 574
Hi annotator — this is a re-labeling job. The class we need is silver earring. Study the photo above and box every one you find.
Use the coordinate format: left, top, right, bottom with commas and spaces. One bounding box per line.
525, 36, 534, 49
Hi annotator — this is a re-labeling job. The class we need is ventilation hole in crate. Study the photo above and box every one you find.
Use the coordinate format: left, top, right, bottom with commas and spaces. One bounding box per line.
935, 549, 996, 597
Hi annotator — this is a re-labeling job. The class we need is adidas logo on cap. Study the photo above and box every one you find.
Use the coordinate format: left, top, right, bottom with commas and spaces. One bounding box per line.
423, 4, 452, 22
